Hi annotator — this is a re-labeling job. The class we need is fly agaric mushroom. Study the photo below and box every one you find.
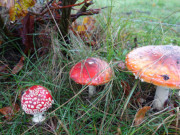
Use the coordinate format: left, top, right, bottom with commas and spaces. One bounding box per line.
21, 85, 53, 123
70, 57, 113, 97
126, 45, 180, 110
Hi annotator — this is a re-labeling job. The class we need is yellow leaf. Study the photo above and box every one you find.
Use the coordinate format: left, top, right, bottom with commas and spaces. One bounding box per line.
9, 6, 16, 21
77, 25, 86, 32
83, 17, 89, 24
83, 16, 96, 25
9, 0, 36, 21
71, 16, 96, 45
152, 3, 156, 7
134, 106, 151, 126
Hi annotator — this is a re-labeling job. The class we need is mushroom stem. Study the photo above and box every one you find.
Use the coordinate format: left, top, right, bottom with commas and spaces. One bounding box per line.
88, 85, 96, 97
153, 86, 169, 110
32, 112, 45, 123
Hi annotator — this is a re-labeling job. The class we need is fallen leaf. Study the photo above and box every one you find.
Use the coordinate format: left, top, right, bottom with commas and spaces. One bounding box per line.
120, 81, 131, 97
12, 56, 25, 74
0, 0, 36, 21
71, 16, 96, 46
134, 106, 151, 126
82, 16, 96, 31
20, 13, 34, 54
0, 103, 20, 120
9, 0, 36, 21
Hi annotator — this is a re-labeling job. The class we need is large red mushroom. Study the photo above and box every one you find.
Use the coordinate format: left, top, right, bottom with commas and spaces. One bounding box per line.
70, 57, 113, 97
126, 45, 180, 110
21, 85, 53, 123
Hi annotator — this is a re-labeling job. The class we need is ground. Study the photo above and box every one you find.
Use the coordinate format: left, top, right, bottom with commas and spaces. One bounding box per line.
0, 0, 179, 134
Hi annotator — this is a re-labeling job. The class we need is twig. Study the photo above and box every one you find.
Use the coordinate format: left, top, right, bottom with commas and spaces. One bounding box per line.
36, 9, 101, 22
72, 0, 93, 22
71, 8, 100, 18
40, 0, 54, 13
29, 0, 89, 16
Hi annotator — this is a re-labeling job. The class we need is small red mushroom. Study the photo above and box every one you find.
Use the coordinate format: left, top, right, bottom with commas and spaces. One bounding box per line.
21, 85, 53, 123
70, 57, 113, 97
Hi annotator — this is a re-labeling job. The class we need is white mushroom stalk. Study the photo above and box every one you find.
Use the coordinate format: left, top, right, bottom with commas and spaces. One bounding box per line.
32, 112, 45, 123
88, 85, 96, 97
153, 86, 169, 110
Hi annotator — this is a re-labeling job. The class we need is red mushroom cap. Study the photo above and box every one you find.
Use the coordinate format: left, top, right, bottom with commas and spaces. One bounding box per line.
21, 85, 53, 114
126, 45, 180, 89
70, 57, 113, 85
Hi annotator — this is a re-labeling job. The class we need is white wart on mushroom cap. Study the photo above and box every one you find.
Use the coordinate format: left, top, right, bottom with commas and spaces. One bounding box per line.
125, 45, 180, 89
21, 85, 53, 114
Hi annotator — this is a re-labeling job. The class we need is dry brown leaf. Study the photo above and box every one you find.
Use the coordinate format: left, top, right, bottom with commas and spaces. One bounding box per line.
134, 106, 151, 126
0, 103, 20, 120
71, 16, 96, 46
20, 14, 35, 54
12, 56, 24, 74
120, 81, 131, 97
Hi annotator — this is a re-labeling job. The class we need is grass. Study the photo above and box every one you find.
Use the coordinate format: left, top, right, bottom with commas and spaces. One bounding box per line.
0, 0, 180, 134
